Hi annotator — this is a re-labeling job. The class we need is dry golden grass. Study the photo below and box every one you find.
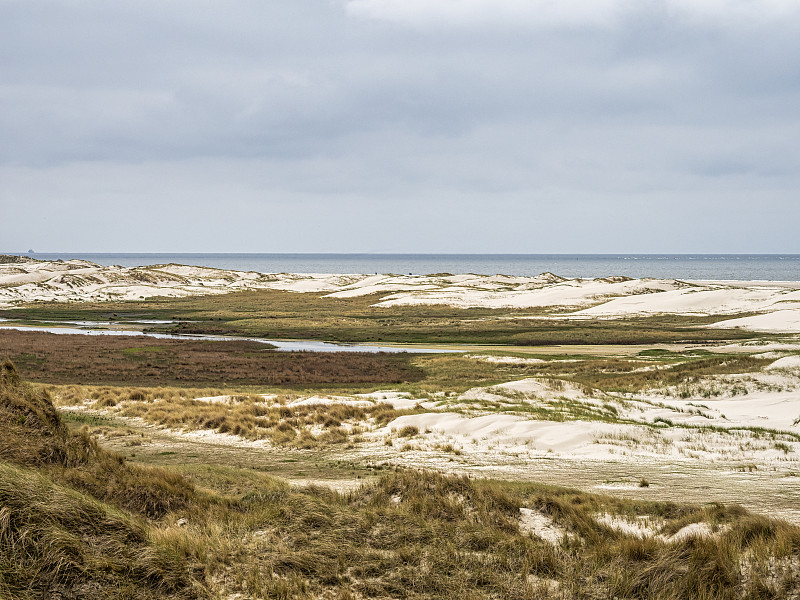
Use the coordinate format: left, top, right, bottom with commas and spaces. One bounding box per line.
4, 361, 800, 599
0, 461, 206, 600
114, 394, 417, 447
0, 360, 205, 598
46, 383, 229, 407
45, 382, 424, 449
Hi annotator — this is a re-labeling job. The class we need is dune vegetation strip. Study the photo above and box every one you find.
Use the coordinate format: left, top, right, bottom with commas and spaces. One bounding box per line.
1, 288, 767, 347
4, 257, 800, 335
3, 360, 800, 599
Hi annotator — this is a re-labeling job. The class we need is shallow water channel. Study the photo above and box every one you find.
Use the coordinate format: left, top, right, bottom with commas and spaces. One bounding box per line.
0, 320, 451, 354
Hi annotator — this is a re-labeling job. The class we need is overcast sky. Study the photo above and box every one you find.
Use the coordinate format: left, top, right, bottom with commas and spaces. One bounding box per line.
2, 0, 799, 253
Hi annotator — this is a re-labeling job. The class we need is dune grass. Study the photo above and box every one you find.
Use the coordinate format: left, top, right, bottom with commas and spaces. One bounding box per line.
0, 360, 205, 598
3, 360, 800, 598
0, 461, 207, 600
115, 396, 418, 447
117, 468, 800, 599
523, 354, 775, 394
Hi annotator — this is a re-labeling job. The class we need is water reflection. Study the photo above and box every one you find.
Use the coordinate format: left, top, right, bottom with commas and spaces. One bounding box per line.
0, 323, 451, 354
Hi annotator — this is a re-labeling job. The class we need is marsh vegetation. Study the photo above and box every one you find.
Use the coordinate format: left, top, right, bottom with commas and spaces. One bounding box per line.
0, 287, 766, 346
0, 329, 424, 387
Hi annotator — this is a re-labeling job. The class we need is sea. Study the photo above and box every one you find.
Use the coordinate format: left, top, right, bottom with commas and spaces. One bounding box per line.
9, 253, 800, 281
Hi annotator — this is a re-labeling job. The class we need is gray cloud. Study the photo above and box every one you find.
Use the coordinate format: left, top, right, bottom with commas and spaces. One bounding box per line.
1, 0, 799, 252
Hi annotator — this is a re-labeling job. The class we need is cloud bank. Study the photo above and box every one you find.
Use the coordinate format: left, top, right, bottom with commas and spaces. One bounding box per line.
1, 0, 799, 252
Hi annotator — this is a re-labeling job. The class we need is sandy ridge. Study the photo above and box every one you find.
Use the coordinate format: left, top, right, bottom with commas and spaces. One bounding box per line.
2, 257, 800, 331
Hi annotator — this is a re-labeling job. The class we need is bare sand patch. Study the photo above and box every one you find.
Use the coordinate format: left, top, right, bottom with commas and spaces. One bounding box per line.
287, 396, 375, 408
518, 508, 570, 544
711, 310, 800, 333
465, 354, 547, 365
766, 355, 800, 370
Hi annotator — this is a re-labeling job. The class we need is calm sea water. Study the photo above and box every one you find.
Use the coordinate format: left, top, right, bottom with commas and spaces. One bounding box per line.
11, 253, 800, 281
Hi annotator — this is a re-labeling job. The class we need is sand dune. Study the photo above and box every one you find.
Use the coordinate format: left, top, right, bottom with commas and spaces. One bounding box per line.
575, 286, 800, 317
709, 309, 800, 333
2, 256, 800, 332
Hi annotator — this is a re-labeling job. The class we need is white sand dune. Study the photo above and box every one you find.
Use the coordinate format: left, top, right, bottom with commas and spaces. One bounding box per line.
354, 391, 424, 409
492, 377, 589, 399
371, 277, 687, 309
594, 514, 724, 543
466, 355, 547, 365
0, 259, 362, 304
641, 392, 800, 431
2, 256, 800, 332
766, 355, 800, 370
574, 286, 800, 317
387, 412, 623, 456
360, 365, 800, 470
710, 310, 800, 333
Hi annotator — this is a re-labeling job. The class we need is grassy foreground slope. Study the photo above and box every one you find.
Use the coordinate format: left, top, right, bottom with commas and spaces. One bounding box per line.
0, 360, 204, 599
3, 360, 800, 599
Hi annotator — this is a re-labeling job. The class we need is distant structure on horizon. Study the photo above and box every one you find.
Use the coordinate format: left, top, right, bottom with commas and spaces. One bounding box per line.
27, 249, 35, 255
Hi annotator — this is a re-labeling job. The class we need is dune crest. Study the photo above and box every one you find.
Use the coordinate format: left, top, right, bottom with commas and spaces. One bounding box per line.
2, 256, 800, 331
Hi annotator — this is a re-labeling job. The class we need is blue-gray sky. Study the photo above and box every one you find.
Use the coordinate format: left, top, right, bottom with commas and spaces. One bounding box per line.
2, 0, 799, 253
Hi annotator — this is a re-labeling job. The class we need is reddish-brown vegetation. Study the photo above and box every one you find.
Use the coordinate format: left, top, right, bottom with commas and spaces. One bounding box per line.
0, 330, 423, 387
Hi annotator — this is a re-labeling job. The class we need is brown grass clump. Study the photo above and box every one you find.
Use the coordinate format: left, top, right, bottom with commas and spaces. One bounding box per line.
0, 461, 205, 600
397, 425, 420, 437
0, 359, 70, 466
113, 395, 420, 447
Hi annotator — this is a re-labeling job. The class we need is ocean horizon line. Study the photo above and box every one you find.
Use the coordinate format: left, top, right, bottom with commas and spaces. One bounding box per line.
7, 252, 800, 258
5, 252, 799, 281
